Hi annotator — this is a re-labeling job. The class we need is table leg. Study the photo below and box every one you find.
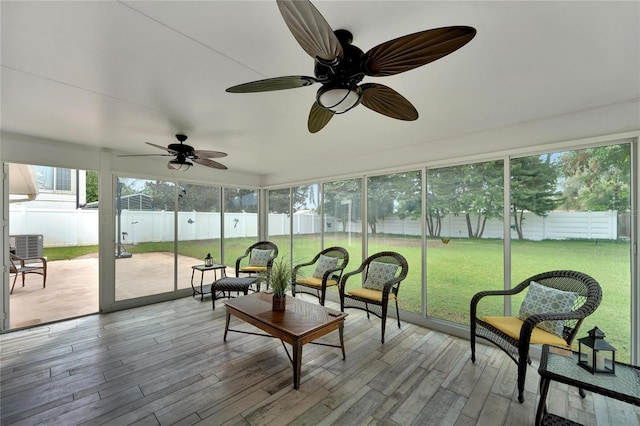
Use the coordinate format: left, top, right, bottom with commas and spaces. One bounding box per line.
200, 271, 205, 301
191, 269, 196, 297
339, 322, 346, 360
224, 311, 231, 342
535, 377, 551, 426
293, 341, 303, 389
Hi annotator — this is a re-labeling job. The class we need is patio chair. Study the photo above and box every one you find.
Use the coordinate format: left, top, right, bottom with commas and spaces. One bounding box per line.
292, 246, 349, 306
235, 241, 278, 291
339, 251, 409, 343
470, 270, 602, 403
9, 253, 47, 294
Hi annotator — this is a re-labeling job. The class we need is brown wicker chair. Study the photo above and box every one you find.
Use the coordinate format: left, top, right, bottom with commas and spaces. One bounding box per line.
470, 270, 602, 403
292, 246, 349, 306
235, 241, 278, 291
340, 251, 409, 343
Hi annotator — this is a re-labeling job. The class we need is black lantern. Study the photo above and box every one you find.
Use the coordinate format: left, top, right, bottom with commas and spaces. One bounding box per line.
204, 253, 213, 267
578, 326, 616, 374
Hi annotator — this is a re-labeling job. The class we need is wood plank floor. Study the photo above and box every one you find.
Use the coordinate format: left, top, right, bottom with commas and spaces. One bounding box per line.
2, 294, 639, 426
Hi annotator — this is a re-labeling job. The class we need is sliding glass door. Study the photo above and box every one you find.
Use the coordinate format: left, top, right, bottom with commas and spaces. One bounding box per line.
115, 177, 175, 300
223, 188, 259, 268
8, 164, 99, 328
177, 184, 222, 290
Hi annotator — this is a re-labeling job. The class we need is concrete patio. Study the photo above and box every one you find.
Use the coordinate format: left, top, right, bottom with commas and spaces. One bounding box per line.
7, 252, 232, 329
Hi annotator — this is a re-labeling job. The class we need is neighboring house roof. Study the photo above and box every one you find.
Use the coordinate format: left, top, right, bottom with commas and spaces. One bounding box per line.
85, 193, 155, 210
9, 163, 39, 203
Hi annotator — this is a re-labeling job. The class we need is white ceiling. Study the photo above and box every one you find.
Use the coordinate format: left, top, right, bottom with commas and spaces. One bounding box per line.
2, 1, 639, 185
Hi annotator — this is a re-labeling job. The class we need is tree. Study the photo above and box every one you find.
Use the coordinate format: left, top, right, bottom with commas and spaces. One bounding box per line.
426, 167, 460, 237
323, 179, 361, 233
224, 188, 258, 213
510, 155, 563, 240
268, 185, 317, 214
367, 175, 399, 234
143, 180, 176, 211
426, 162, 503, 238
558, 144, 630, 213
395, 172, 422, 222
85, 171, 98, 203
458, 162, 503, 238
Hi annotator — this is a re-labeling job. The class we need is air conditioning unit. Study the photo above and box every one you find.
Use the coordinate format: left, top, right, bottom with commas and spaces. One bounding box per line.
9, 234, 44, 258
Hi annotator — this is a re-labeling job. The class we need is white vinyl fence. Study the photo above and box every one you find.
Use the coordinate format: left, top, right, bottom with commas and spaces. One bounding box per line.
9, 206, 618, 247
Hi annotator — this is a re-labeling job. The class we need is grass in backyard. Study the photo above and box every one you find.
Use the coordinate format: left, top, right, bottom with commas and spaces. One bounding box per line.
43, 245, 99, 261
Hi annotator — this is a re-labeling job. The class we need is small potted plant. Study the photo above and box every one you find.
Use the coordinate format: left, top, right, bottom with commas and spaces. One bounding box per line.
262, 256, 292, 311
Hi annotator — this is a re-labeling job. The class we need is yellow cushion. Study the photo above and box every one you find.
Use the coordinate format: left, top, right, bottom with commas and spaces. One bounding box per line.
347, 287, 397, 302
296, 277, 338, 288
239, 266, 267, 273
482, 316, 569, 347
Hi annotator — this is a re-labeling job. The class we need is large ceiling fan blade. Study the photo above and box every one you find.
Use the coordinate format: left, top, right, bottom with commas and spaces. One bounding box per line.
193, 150, 227, 159
117, 153, 171, 158
364, 26, 476, 77
226, 76, 317, 93
145, 141, 177, 154
308, 101, 334, 133
360, 83, 418, 121
193, 158, 228, 170
277, 0, 343, 62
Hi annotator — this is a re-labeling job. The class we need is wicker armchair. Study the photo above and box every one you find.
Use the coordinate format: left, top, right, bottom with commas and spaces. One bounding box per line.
470, 270, 602, 403
235, 241, 278, 291
292, 246, 349, 305
340, 251, 409, 343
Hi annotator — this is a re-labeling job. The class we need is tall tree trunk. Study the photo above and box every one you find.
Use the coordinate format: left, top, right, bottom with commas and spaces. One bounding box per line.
513, 209, 524, 240
477, 215, 487, 238
465, 213, 474, 238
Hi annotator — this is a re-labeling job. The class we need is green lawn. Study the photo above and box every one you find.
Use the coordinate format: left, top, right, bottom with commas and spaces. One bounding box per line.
45, 236, 632, 361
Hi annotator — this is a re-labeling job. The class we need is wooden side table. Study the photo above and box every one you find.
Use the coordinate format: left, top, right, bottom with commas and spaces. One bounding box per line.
191, 264, 227, 300
536, 344, 640, 425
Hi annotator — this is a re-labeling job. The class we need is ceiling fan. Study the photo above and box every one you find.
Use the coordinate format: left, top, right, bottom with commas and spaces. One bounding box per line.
226, 0, 476, 133
119, 134, 228, 170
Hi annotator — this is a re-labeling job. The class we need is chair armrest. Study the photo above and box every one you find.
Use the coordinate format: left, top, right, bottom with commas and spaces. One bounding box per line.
36, 256, 47, 273
470, 282, 528, 310
10, 254, 25, 268
235, 253, 249, 275
320, 266, 345, 282
339, 266, 366, 293
470, 283, 528, 322
293, 259, 321, 280
293, 259, 316, 275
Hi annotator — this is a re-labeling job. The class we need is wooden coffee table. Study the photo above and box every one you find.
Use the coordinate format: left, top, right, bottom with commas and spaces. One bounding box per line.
223, 292, 347, 389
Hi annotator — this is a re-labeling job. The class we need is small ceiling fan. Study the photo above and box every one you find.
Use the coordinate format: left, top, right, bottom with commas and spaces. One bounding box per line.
119, 134, 228, 170
226, 0, 476, 133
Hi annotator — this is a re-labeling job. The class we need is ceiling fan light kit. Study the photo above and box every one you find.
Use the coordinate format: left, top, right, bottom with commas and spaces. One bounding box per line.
168, 159, 193, 171
225, 0, 476, 133
316, 84, 362, 114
